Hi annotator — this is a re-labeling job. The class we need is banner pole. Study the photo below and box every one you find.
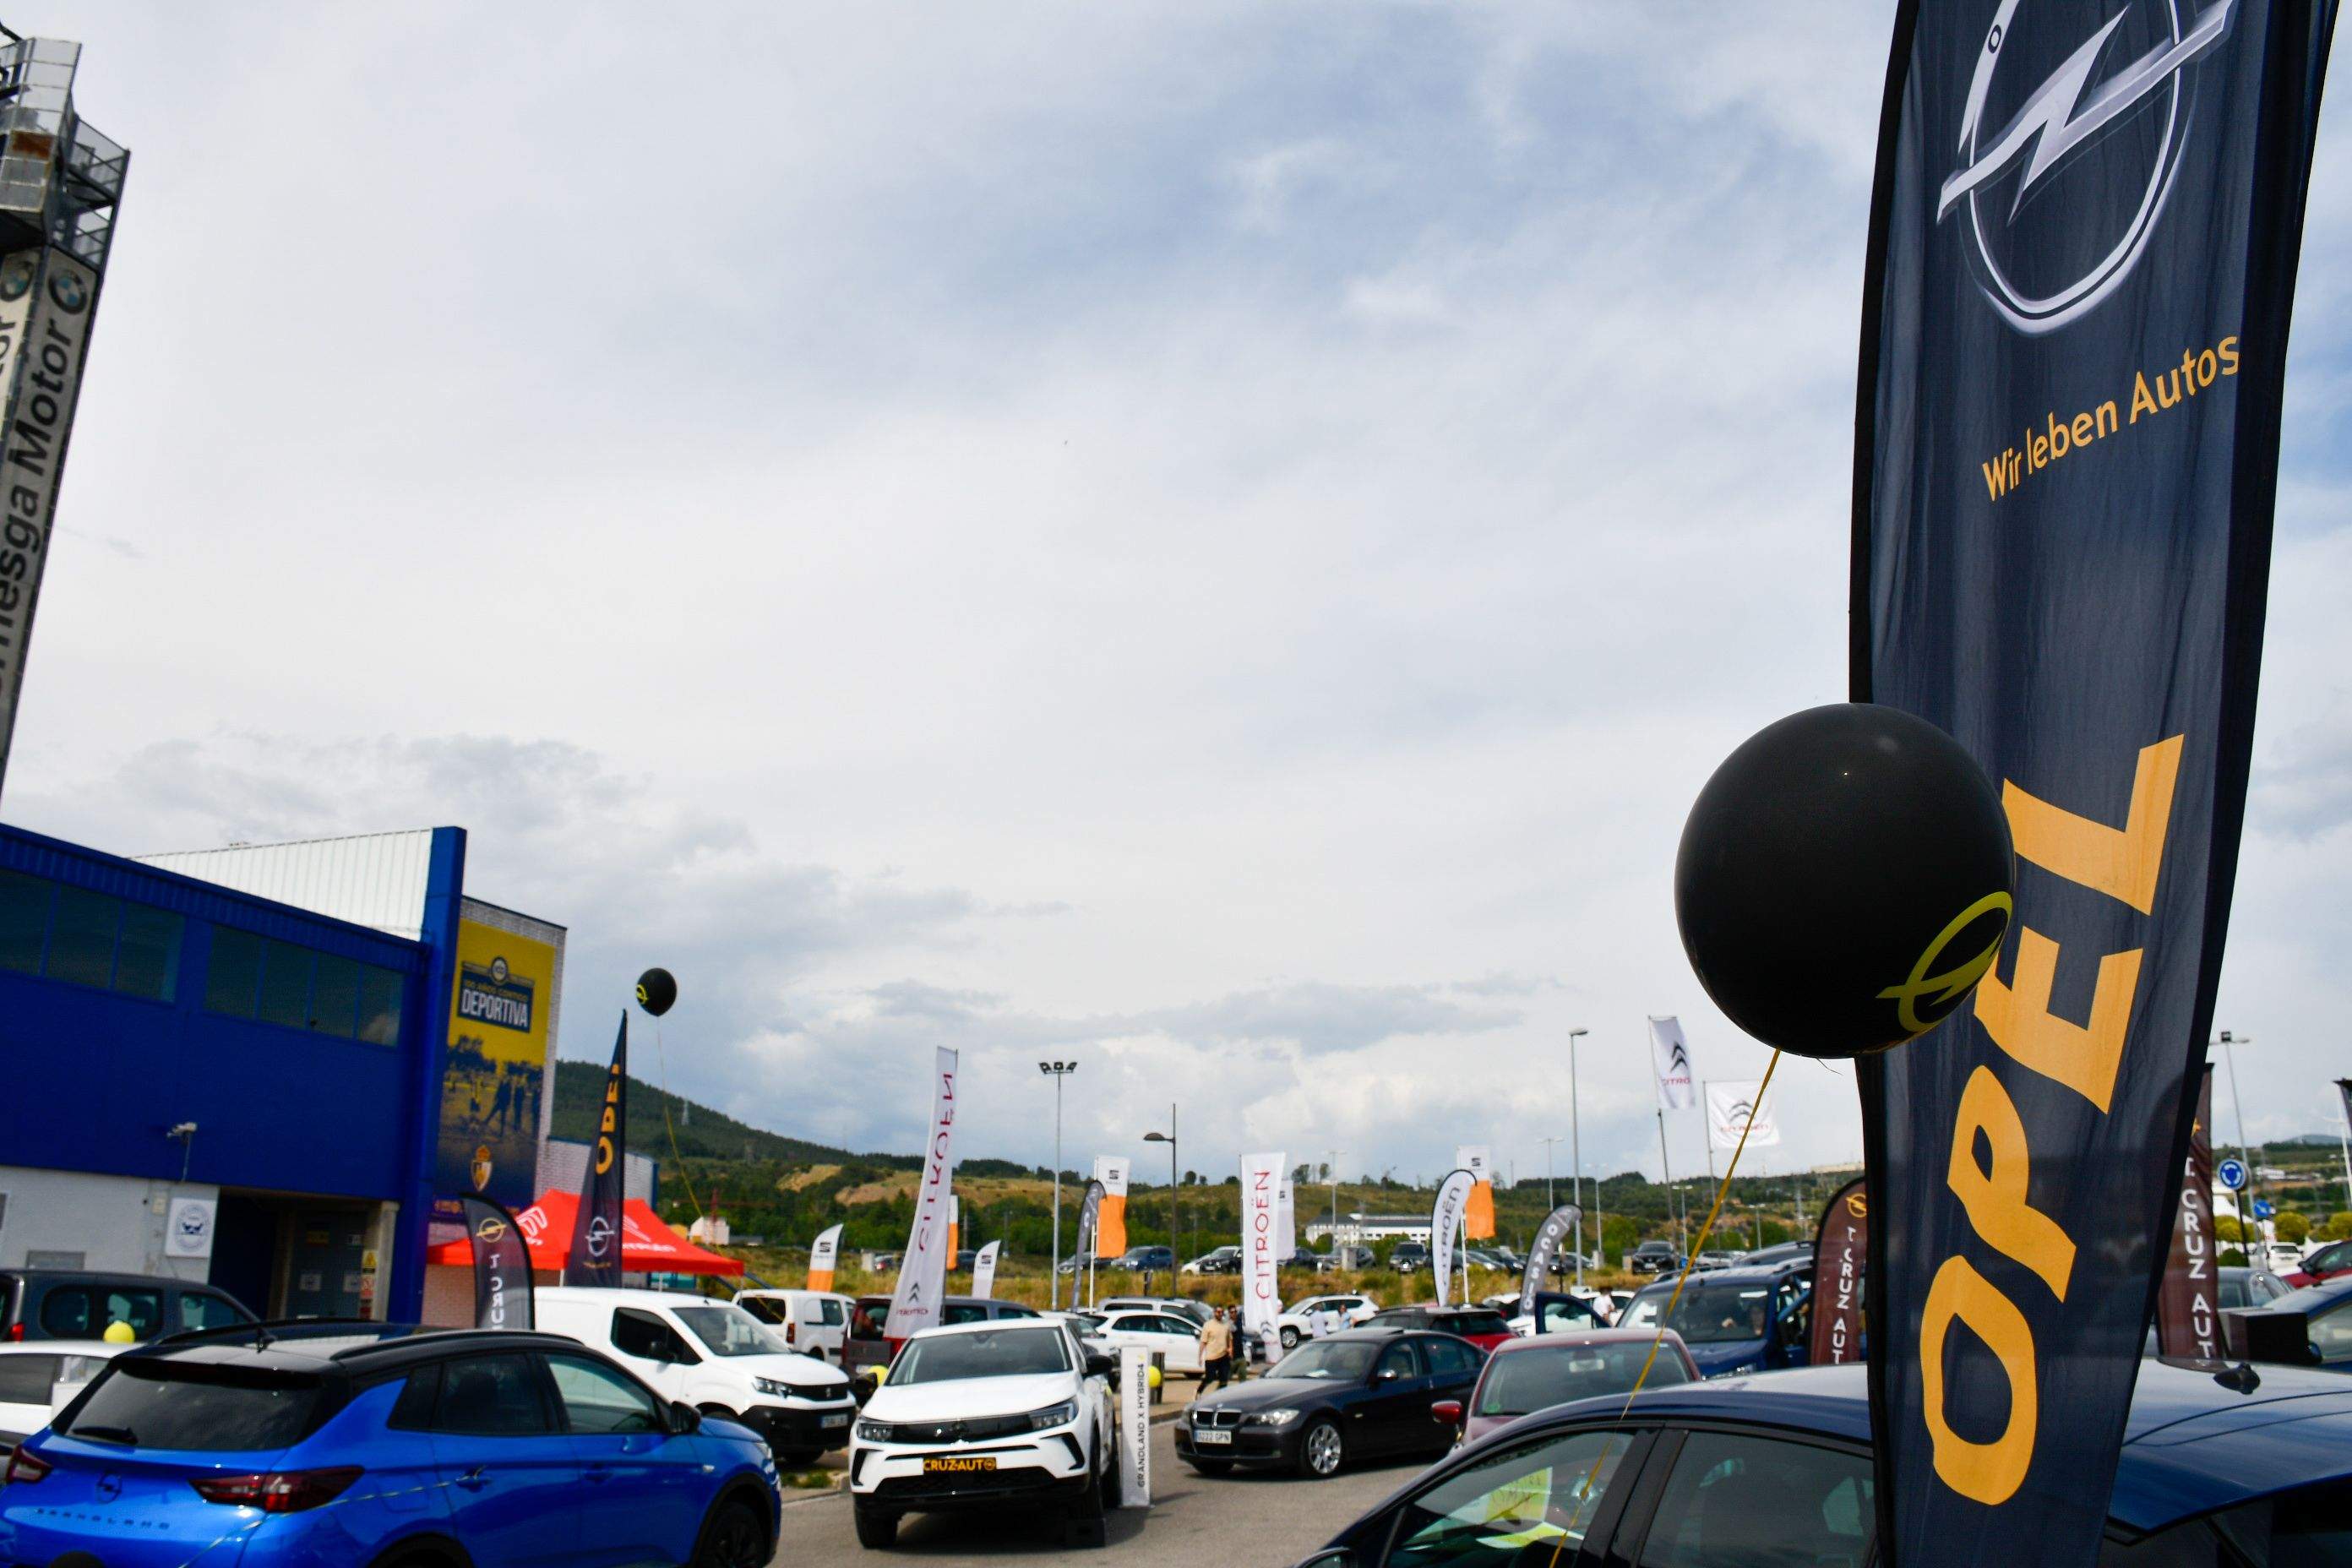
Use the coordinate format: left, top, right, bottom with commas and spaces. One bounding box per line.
1655, 1110, 1678, 1256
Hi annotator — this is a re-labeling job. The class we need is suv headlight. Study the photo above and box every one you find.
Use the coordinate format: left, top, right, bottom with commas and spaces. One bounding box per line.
1027, 1399, 1080, 1431
1242, 1408, 1301, 1427
856, 1418, 895, 1442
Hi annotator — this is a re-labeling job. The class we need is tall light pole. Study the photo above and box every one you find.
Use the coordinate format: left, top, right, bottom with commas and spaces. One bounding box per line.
1144, 1104, 1179, 1264
1568, 1027, 1589, 1284
1324, 1149, 1347, 1256
2218, 1031, 2257, 1217
1538, 1135, 1561, 1212
1039, 1061, 1077, 1288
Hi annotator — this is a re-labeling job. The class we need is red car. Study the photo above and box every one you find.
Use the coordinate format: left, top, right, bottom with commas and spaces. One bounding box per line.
1433, 1327, 1701, 1446
1364, 1304, 1516, 1353
2283, 1239, 2352, 1289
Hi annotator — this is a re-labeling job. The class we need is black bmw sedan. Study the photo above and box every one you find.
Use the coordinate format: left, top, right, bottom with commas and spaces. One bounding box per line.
1176, 1327, 1484, 1479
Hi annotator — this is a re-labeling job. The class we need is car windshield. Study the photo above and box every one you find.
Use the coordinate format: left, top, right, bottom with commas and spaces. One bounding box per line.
63, 1361, 321, 1452
889, 1327, 1071, 1386
1621, 1282, 1772, 1344
671, 1306, 792, 1358
1478, 1343, 1690, 1416
1268, 1341, 1379, 1380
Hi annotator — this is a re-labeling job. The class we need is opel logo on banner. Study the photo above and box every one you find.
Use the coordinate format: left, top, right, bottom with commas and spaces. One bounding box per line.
1938, 0, 2237, 334
475, 1216, 508, 1244
586, 1213, 617, 1260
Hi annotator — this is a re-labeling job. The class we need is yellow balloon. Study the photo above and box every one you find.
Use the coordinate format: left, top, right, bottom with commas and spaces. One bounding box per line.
1146, 1364, 1162, 1390
102, 1320, 137, 1344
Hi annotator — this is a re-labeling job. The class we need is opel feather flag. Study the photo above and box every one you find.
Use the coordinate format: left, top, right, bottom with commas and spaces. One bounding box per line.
1430, 1168, 1476, 1308
1070, 1179, 1104, 1309
808, 1222, 843, 1293
972, 1239, 1001, 1300
1456, 1146, 1496, 1240
460, 1193, 534, 1331
565, 1014, 628, 1288
1853, 2, 2335, 1560
1521, 1202, 1581, 1320
1706, 1081, 1782, 1151
1810, 1178, 1869, 1368
1240, 1152, 1284, 1357
887, 1047, 958, 1339
1647, 1016, 1697, 1110
2158, 1070, 2222, 1358
1092, 1157, 1130, 1259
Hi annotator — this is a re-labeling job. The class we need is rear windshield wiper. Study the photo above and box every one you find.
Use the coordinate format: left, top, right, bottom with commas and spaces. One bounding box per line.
72, 1424, 138, 1446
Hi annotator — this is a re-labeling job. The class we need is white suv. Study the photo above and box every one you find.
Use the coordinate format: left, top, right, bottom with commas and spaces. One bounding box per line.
1275, 1294, 1379, 1348
534, 1286, 855, 1466
850, 1318, 1119, 1549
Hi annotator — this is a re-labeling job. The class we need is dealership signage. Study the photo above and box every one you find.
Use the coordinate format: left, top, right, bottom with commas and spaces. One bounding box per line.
0, 248, 100, 802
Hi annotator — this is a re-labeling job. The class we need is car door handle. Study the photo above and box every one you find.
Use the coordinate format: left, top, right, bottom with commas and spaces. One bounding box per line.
454, 1467, 490, 1491
582, 1463, 613, 1484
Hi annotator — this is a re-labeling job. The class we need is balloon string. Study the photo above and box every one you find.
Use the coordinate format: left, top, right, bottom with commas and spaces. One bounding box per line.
651, 1021, 707, 1222
1548, 1047, 1785, 1562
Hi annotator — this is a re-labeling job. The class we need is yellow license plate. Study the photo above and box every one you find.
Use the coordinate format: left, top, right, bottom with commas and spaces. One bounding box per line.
923, 1456, 997, 1474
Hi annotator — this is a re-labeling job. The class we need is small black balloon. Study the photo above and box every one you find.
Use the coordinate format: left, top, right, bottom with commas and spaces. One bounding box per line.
634, 967, 678, 1017
1674, 703, 2014, 1059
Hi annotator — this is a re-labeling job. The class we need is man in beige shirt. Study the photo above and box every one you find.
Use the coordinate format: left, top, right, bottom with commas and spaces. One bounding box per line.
1198, 1309, 1233, 1390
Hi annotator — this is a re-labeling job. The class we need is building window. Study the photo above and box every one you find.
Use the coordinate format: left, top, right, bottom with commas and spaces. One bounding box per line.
310, 952, 360, 1037
0, 870, 185, 1001
204, 927, 264, 1016
358, 965, 403, 1045
256, 939, 313, 1031
113, 906, 182, 1002
0, 868, 49, 972
46, 885, 119, 988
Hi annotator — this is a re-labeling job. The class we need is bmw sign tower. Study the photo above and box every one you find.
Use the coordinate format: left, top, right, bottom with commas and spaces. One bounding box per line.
0, 29, 125, 802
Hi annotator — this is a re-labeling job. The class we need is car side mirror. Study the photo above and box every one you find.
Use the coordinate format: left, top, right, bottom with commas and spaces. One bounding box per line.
668, 1402, 701, 1434
1376, 1367, 1403, 1382
1085, 1351, 1118, 1379
1431, 1399, 1462, 1425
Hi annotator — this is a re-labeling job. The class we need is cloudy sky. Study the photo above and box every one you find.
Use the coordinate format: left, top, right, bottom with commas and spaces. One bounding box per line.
10, 4, 2350, 1196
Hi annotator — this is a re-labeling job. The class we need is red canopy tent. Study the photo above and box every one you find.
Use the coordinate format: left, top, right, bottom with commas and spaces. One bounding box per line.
427, 1190, 743, 1277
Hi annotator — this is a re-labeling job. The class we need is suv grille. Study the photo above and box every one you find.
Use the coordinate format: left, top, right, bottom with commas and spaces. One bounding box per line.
868, 1412, 1032, 1446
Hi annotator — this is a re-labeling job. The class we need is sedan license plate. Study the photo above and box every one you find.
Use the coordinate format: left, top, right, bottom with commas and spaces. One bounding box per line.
1195, 1428, 1233, 1446
923, 1456, 997, 1473
821, 1413, 849, 1428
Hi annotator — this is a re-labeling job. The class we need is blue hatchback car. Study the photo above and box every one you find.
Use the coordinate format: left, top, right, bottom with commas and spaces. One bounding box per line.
1297, 1359, 2352, 1566
0, 1321, 779, 1567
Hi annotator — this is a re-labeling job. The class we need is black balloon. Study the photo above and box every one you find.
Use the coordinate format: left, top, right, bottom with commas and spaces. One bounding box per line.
634, 967, 678, 1017
1674, 703, 2013, 1059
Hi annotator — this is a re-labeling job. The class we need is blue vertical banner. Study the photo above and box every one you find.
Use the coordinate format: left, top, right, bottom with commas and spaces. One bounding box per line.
1851, 3, 2336, 1565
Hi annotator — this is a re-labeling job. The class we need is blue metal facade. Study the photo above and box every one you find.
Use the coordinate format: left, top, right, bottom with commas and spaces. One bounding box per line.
0, 823, 466, 1320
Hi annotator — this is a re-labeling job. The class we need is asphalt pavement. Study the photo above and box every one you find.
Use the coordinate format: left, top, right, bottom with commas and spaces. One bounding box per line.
769, 1404, 1428, 1565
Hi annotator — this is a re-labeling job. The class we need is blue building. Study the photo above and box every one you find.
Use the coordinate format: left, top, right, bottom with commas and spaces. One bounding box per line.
0, 824, 565, 1326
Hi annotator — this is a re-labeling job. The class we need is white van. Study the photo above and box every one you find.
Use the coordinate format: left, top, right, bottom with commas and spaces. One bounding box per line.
534, 1286, 856, 1465
732, 1288, 854, 1363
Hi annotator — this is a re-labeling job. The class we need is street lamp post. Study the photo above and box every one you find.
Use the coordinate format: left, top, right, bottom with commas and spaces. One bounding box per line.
1538, 1135, 1561, 1213
1568, 1027, 1589, 1284
1038, 1061, 1077, 1291
2218, 1031, 2257, 1217
1144, 1105, 1179, 1265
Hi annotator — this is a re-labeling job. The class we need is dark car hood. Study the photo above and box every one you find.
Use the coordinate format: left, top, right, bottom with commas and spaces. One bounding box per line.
1190, 1375, 1350, 1414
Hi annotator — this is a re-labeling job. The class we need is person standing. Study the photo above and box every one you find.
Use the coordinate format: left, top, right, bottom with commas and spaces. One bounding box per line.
1198, 1307, 1232, 1391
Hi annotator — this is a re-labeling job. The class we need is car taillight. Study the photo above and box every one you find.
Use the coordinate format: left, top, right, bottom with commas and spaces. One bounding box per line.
190, 1467, 362, 1512
4, 1446, 52, 1485
4, 1322, 22, 1342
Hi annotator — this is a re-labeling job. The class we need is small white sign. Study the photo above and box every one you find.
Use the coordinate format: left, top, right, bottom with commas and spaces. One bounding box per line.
164, 1197, 216, 1260
1118, 1347, 1151, 1509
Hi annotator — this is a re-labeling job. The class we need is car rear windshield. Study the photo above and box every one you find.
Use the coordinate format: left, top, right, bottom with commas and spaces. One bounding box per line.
63, 1360, 323, 1451
1478, 1342, 1690, 1416
1446, 1313, 1510, 1337
1621, 1282, 1771, 1344
888, 1328, 1071, 1386
2106, 1478, 2352, 1565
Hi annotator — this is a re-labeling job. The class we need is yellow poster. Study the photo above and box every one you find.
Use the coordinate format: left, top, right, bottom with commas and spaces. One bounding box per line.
437, 918, 555, 1211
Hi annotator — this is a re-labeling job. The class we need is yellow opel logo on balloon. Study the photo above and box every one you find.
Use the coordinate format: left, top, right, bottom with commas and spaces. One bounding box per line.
1876, 890, 2015, 1037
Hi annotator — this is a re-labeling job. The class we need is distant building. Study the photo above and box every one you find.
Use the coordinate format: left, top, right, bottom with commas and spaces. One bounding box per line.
1304, 1211, 1431, 1247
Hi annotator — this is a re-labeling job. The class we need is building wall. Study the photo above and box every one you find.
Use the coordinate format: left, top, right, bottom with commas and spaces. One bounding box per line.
0, 1165, 218, 1278
137, 830, 439, 942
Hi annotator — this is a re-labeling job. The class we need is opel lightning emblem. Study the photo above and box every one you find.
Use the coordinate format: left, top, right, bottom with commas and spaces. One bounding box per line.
1938, 0, 2236, 334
